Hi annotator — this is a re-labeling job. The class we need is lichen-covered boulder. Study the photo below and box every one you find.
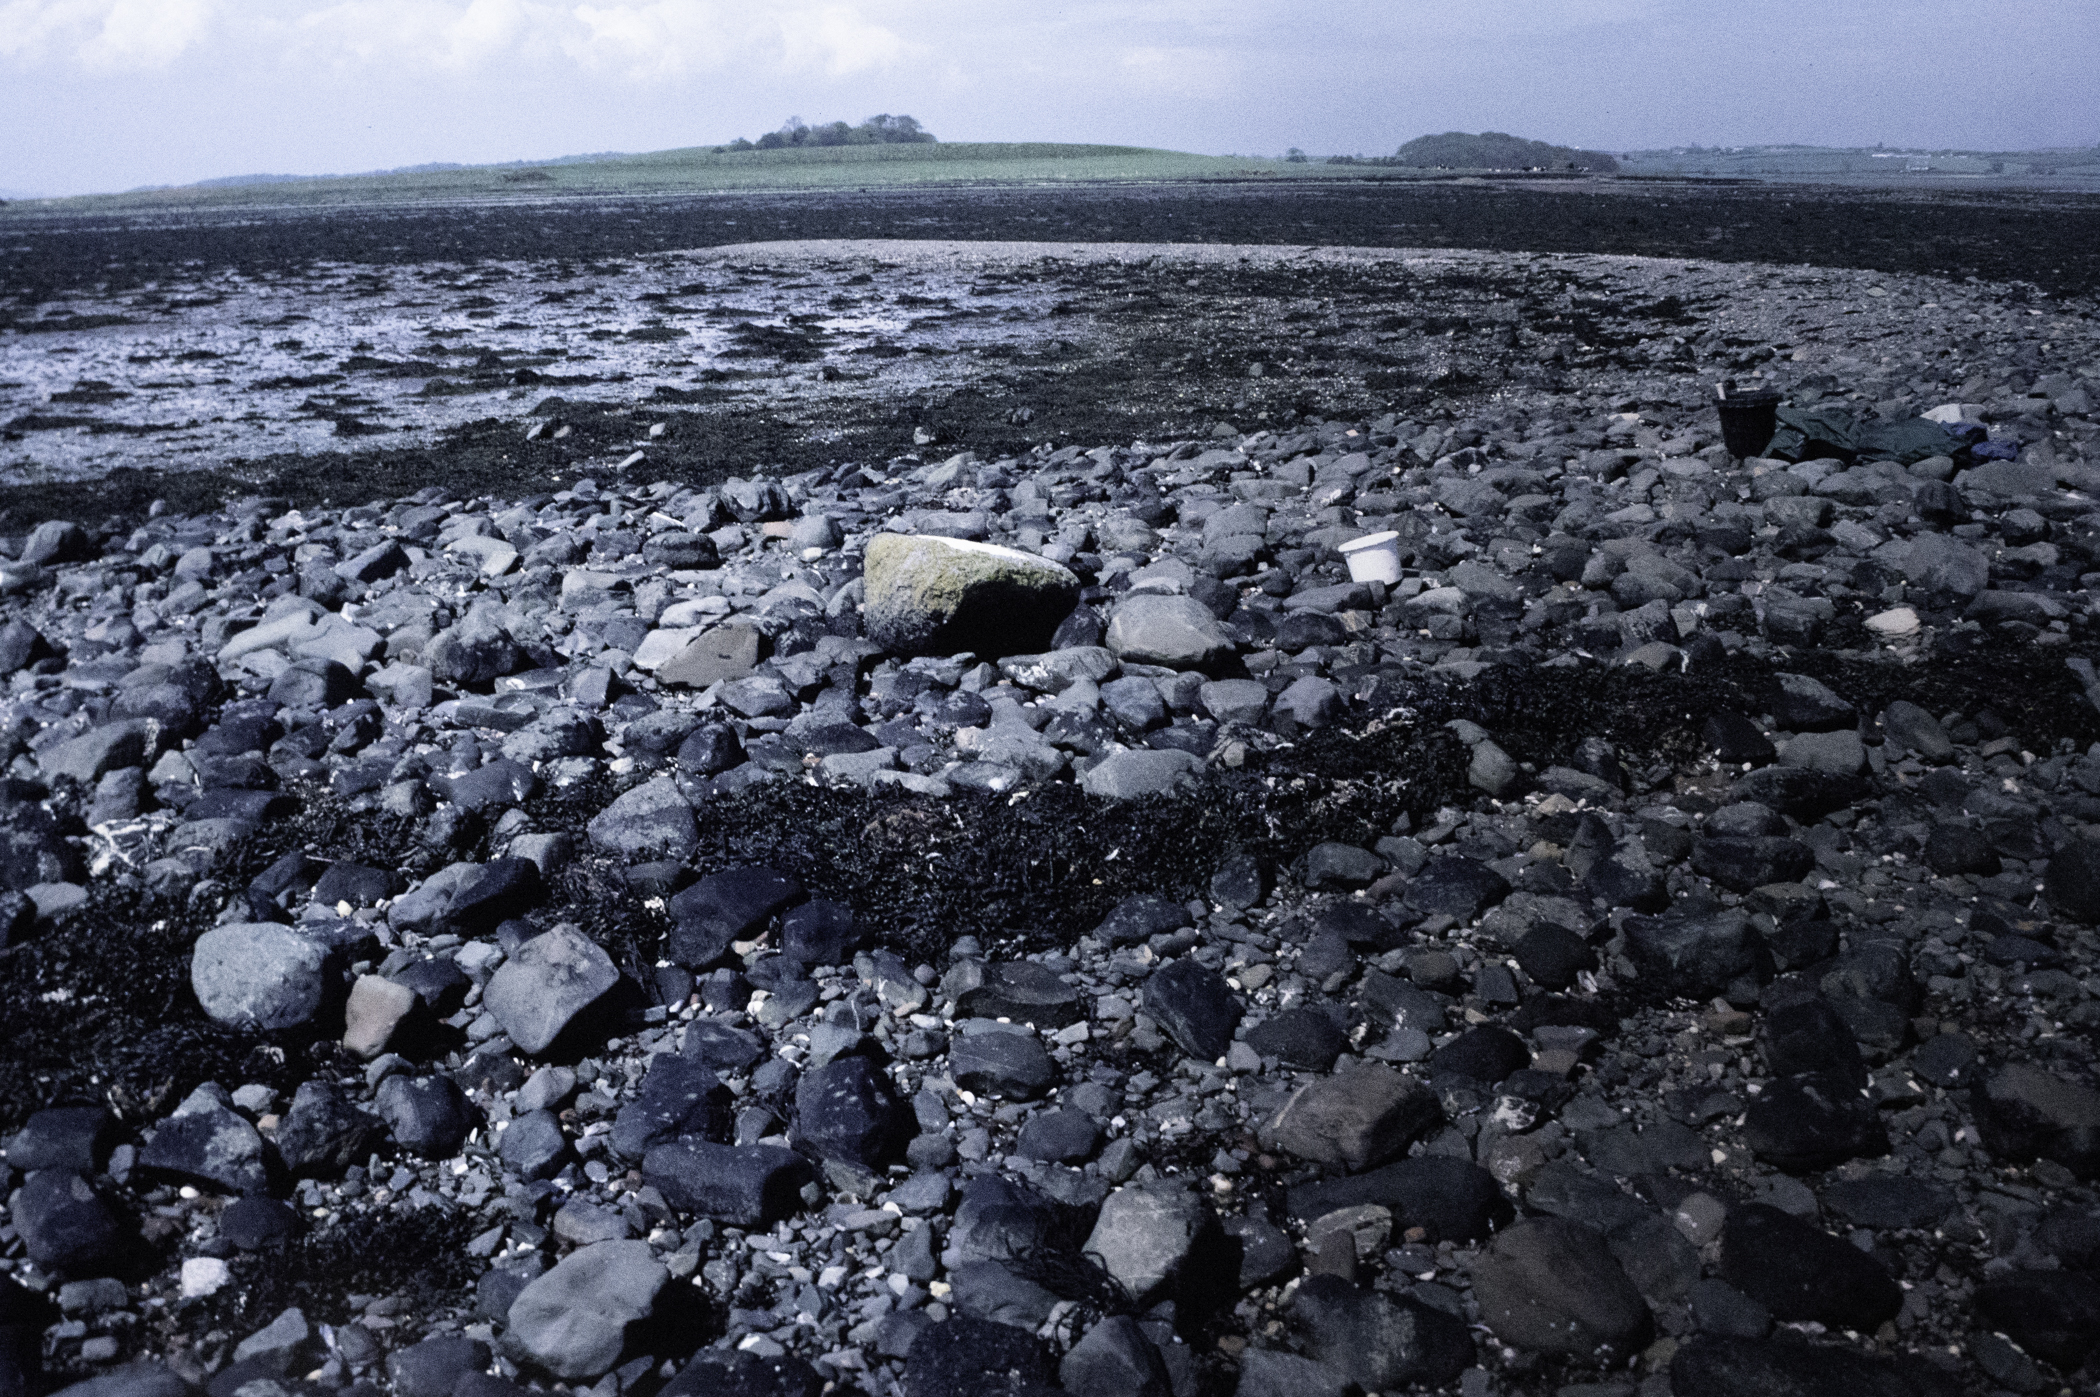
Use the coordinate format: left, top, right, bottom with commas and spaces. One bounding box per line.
862, 534, 1079, 657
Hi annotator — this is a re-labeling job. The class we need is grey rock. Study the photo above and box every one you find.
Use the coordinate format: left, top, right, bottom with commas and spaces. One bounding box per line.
426, 602, 522, 687
189, 923, 333, 1031
609, 1056, 732, 1160
374, 1074, 476, 1159
1232, 1348, 1351, 1397
1288, 1274, 1475, 1391
1880, 700, 1952, 760
1974, 1061, 2100, 1178
387, 1337, 490, 1397
275, 1080, 385, 1178
1261, 1059, 1439, 1171
863, 534, 1079, 657
502, 1240, 666, 1381
12, 1172, 127, 1276
643, 1141, 814, 1227
901, 1316, 1056, 1397
1104, 593, 1234, 670
1900, 531, 1989, 599
586, 775, 698, 858
667, 867, 803, 968
482, 924, 618, 1054
1078, 747, 1204, 798
498, 1109, 569, 1181
792, 1056, 913, 1169
1082, 1182, 1214, 1307
230, 1307, 311, 1373
662, 1351, 824, 1397
1719, 1203, 1901, 1331
138, 1091, 268, 1195
1059, 1316, 1171, 1397
954, 960, 1083, 1027
1141, 958, 1242, 1060
951, 1026, 1057, 1100
949, 1261, 1061, 1330
1469, 1218, 1652, 1359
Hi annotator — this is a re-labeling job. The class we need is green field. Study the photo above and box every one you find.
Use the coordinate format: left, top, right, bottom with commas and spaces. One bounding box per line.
6, 142, 1389, 215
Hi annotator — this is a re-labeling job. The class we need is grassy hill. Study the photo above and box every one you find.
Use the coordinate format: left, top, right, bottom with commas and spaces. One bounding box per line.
6, 142, 1356, 215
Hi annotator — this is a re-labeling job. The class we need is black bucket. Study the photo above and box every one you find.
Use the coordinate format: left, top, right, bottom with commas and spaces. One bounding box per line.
1716, 383, 1782, 458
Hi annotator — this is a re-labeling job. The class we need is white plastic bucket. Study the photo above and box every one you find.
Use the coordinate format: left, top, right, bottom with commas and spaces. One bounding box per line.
1338, 530, 1403, 585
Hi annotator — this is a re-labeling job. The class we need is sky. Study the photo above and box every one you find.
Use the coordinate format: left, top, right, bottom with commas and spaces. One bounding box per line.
2, 0, 2097, 197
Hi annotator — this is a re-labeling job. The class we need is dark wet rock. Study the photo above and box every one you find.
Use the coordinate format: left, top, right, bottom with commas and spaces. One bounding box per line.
1687, 1279, 1771, 1339
779, 900, 857, 967
1909, 1032, 1978, 1088
661, 1350, 824, 1397
2044, 839, 2100, 922
138, 1091, 269, 1194
387, 1337, 491, 1397
1286, 1157, 1509, 1243
1012, 1108, 1100, 1163
951, 1027, 1056, 1100
1624, 909, 1771, 1001
275, 1080, 385, 1178
1512, 923, 1597, 988
643, 1142, 814, 1227
609, 1055, 733, 1160
217, 1195, 296, 1251
792, 1056, 912, 1169
1669, 1335, 1957, 1397
482, 924, 619, 1054
1744, 1073, 1888, 1171
667, 867, 803, 968
1821, 1177, 1954, 1231
498, 1108, 568, 1182
954, 960, 1084, 1027
1091, 893, 1192, 946
1287, 1274, 1475, 1391
1059, 1315, 1171, 1397
1692, 835, 1817, 891
682, 1019, 765, 1072
1720, 1203, 1902, 1330
501, 1240, 666, 1381
444, 857, 542, 934
1209, 851, 1270, 910
1470, 1217, 1652, 1359
1260, 1059, 1441, 1171
1975, 1271, 2100, 1371
1973, 1062, 2100, 1178
1244, 1007, 1346, 1071
13, 1171, 128, 1276
1430, 1024, 1530, 1083
1770, 672, 1856, 731
1403, 856, 1511, 921
1141, 957, 1242, 1061
949, 1260, 1061, 1330
1759, 997, 1868, 1088
901, 1316, 1056, 1397
5, 1107, 119, 1174
1730, 767, 1870, 822
374, 1074, 476, 1159
1882, 700, 1953, 760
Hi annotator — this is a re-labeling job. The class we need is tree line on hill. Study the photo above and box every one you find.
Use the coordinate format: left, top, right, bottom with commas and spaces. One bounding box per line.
714, 114, 935, 153
1327, 131, 1619, 172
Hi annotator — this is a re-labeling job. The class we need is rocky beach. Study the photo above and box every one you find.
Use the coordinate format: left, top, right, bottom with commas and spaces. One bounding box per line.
2, 192, 2100, 1397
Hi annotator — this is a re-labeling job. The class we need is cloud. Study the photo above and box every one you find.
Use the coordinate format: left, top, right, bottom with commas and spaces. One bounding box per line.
0, 0, 215, 68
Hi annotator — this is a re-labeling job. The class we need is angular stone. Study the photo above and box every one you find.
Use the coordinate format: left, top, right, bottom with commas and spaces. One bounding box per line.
792, 1057, 913, 1169
951, 1028, 1057, 1101
1974, 1062, 2100, 1178
375, 1074, 476, 1159
667, 867, 802, 968
482, 925, 619, 1055
502, 1241, 666, 1381
658, 624, 762, 688
644, 1141, 815, 1228
1623, 910, 1770, 1000
955, 960, 1084, 1027
12, 1172, 127, 1276
1141, 958, 1242, 1061
1058, 1315, 1170, 1397
275, 1081, 384, 1178
1470, 1217, 1651, 1359
1078, 747, 1205, 798
1288, 1274, 1475, 1391
609, 1056, 732, 1161
1719, 1203, 1901, 1331
138, 1092, 268, 1195
1082, 1183, 1215, 1307
585, 775, 697, 859
1104, 593, 1234, 671
901, 1316, 1055, 1397
1669, 1335, 1951, 1397
662, 1351, 823, 1397
1260, 1060, 1441, 1172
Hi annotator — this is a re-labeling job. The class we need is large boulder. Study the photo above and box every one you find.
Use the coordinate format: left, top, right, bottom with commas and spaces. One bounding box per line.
863, 534, 1079, 658
190, 924, 334, 1031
